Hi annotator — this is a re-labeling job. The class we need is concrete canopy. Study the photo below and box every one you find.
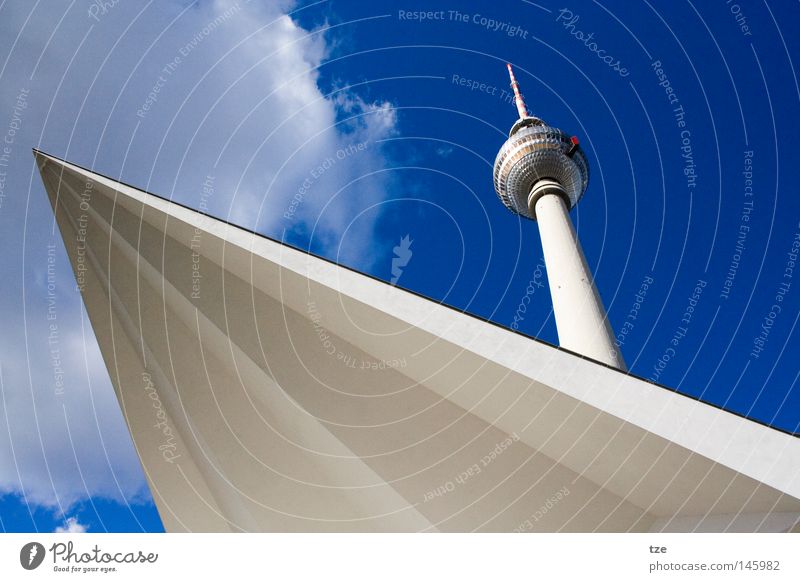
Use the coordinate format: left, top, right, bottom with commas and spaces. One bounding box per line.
35, 150, 800, 532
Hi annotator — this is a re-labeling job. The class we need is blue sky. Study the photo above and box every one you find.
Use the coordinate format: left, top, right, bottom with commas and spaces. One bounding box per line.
0, 0, 798, 532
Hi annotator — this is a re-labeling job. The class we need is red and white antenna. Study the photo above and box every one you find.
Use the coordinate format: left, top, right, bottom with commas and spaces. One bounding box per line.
506, 63, 528, 119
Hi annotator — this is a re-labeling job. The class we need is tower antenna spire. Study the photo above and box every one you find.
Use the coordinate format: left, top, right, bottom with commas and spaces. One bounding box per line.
506, 63, 528, 119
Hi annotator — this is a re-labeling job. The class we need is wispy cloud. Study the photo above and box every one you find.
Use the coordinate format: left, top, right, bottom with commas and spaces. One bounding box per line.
0, 0, 399, 525
54, 516, 87, 533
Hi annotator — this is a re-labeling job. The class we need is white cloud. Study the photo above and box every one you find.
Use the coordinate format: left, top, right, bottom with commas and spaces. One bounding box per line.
0, 0, 399, 518
54, 516, 88, 533
171, 1, 400, 265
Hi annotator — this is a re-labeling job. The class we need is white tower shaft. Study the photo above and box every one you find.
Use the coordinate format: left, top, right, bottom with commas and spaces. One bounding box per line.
532, 186, 626, 370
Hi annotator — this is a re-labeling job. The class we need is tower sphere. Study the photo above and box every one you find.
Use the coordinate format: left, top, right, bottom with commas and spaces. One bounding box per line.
493, 116, 589, 220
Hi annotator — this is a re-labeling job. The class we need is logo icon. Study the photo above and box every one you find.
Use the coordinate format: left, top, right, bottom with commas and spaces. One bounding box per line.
20, 542, 46, 570
390, 235, 413, 285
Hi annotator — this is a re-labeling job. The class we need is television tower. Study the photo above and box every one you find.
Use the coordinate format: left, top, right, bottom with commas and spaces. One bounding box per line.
493, 64, 626, 370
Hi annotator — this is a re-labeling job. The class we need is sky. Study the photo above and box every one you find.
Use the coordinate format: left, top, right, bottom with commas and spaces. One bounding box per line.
0, 0, 798, 533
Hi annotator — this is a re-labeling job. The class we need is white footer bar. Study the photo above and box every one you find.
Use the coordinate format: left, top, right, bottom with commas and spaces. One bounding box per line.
1, 533, 797, 581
